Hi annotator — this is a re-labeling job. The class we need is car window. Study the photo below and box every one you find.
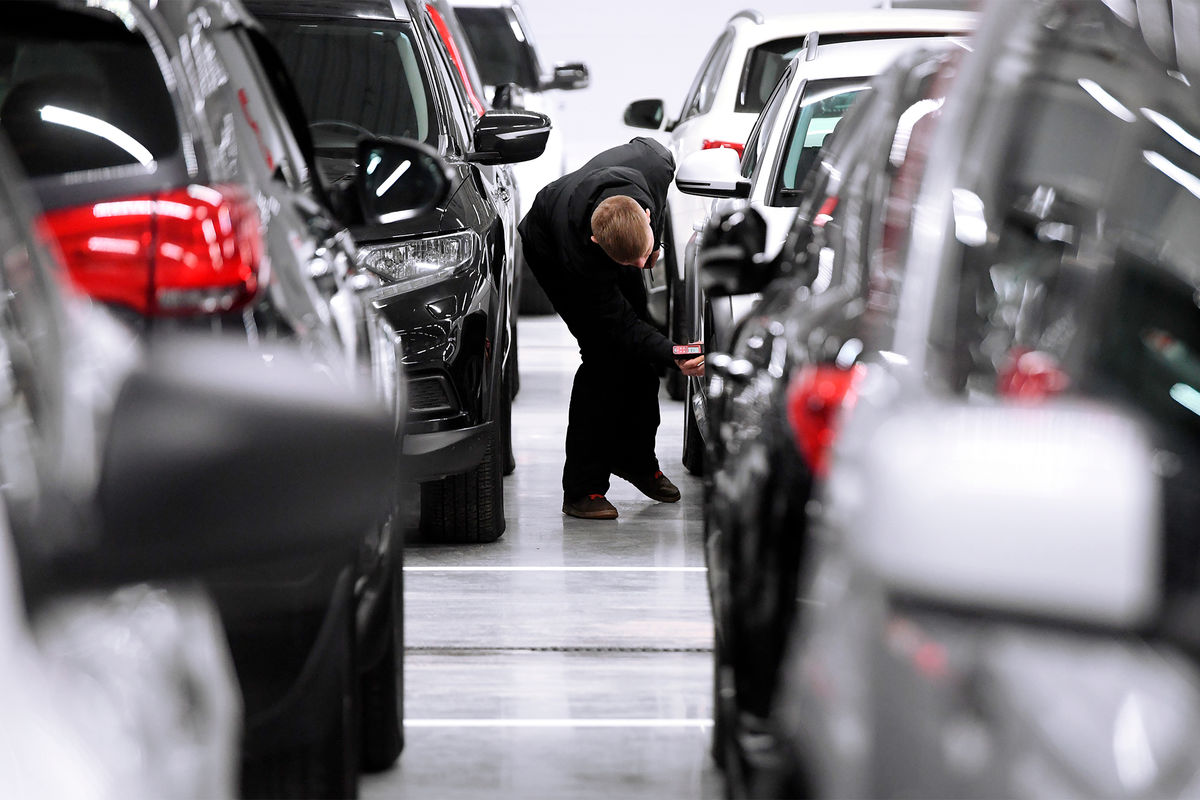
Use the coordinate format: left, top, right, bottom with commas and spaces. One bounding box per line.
772, 79, 871, 205
681, 30, 733, 124
260, 18, 438, 183
737, 36, 806, 114
0, 5, 187, 199
414, 11, 475, 149
455, 6, 539, 90
740, 63, 795, 180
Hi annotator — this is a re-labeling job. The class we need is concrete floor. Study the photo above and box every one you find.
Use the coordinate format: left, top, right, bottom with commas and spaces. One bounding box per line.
364, 315, 722, 799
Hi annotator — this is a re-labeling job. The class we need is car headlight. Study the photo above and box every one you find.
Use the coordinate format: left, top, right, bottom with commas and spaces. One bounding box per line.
358, 231, 478, 287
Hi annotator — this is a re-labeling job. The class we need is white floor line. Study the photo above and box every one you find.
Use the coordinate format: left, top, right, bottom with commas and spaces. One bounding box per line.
403, 566, 706, 573
404, 718, 713, 728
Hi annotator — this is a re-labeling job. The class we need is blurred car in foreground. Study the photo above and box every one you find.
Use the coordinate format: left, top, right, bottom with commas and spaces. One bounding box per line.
250, 0, 551, 544
761, 0, 1200, 796
0, 132, 396, 798
0, 1, 452, 794
697, 43, 965, 797
624, 7, 973, 400
674, 21, 974, 471
451, 0, 589, 314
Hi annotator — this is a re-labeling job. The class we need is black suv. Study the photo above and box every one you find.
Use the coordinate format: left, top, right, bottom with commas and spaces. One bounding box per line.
250, 0, 550, 544
0, 1, 450, 796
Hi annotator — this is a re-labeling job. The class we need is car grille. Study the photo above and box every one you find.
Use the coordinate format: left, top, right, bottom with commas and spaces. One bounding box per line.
408, 375, 456, 414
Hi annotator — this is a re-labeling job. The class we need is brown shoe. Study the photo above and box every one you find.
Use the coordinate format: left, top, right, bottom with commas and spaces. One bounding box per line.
615, 470, 681, 503
563, 493, 619, 520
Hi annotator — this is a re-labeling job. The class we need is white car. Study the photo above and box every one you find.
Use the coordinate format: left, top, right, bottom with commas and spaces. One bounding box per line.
451, 0, 590, 312
624, 8, 975, 390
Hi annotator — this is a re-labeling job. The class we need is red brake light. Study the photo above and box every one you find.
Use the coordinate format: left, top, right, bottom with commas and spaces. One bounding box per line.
41, 185, 263, 316
786, 363, 865, 477
997, 347, 1070, 401
702, 139, 745, 159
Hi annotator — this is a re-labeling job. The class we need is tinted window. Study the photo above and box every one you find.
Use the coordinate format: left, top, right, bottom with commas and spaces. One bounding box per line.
0, 6, 180, 180
739, 64, 794, 181
261, 18, 438, 154
455, 7, 539, 89
775, 79, 870, 203
737, 36, 806, 113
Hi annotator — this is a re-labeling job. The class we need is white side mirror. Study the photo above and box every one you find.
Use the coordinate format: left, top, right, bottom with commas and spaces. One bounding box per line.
675, 148, 751, 199
852, 402, 1160, 628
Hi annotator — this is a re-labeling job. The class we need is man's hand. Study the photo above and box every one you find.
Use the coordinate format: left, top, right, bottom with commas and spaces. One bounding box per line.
677, 355, 704, 377
642, 247, 662, 270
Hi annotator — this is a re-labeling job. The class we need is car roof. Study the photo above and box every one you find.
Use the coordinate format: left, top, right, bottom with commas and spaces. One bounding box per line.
731, 8, 976, 47
243, 0, 411, 22
786, 33, 971, 83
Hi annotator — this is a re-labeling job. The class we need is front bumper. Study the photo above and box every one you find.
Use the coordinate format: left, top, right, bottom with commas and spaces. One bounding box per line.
400, 420, 494, 482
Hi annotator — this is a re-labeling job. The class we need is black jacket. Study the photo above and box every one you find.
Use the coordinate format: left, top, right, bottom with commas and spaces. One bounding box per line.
519, 137, 676, 368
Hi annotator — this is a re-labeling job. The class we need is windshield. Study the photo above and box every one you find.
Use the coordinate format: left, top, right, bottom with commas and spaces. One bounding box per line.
260, 18, 438, 182
455, 7, 539, 90
0, 6, 183, 190
775, 79, 870, 204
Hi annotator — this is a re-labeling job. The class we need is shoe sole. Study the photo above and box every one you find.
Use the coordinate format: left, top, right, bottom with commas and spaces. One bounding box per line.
562, 505, 618, 520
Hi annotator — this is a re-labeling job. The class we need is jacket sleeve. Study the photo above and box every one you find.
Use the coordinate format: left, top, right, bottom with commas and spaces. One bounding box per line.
568, 271, 677, 369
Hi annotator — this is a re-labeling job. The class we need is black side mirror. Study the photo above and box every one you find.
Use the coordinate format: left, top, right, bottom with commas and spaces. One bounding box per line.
492, 82, 525, 110
35, 337, 396, 594
356, 137, 453, 225
700, 207, 773, 297
467, 109, 551, 165
624, 99, 665, 130
543, 61, 589, 91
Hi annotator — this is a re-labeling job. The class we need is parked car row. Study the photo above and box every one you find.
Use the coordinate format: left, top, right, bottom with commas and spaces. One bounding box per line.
688, 0, 1200, 797
0, 0, 561, 796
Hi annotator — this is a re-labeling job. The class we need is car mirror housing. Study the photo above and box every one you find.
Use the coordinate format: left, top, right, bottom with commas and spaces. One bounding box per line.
623, 98, 665, 130
700, 207, 772, 297
492, 82, 525, 110
355, 137, 453, 225
851, 401, 1161, 629
675, 148, 751, 199
543, 61, 589, 91
31, 336, 397, 596
467, 110, 551, 165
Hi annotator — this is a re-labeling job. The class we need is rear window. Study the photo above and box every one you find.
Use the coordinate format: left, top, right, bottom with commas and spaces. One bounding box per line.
0, 6, 181, 181
737, 36, 806, 114
455, 7, 539, 90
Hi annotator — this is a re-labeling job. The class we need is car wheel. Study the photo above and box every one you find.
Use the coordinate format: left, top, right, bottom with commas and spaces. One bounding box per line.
358, 537, 404, 772
420, 423, 506, 543
501, 376, 516, 476
241, 573, 360, 799
682, 376, 705, 476
664, 235, 687, 401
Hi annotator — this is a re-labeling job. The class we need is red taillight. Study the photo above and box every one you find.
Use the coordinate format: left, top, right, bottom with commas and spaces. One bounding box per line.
702, 139, 744, 159
813, 195, 839, 228
41, 185, 263, 316
997, 347, 1070, 401
786, 363, 865, 477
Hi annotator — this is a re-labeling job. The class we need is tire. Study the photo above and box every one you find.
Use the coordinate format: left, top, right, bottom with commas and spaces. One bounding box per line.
358, 541, 404, 773
419, 423, 506, 543
240, 575, 360, 799
665, 245, 688, 401
501, 378, 516, 476
683, 377, 705, 476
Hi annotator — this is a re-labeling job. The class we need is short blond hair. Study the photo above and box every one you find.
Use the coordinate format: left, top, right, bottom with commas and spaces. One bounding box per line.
591, 196, 649, 264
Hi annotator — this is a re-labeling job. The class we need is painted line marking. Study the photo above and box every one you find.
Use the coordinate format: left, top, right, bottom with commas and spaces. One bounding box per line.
404, 566, 706, 573
404, 718, 712, 728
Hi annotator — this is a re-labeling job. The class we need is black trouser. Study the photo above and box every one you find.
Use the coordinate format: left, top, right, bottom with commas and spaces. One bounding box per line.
563, 348, 661, 499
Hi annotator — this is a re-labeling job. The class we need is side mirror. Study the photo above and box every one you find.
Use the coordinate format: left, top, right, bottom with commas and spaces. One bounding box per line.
356, 137, 453, 225
623, 98, 665, 130
699, 207, 772, 297
39, 337, 396, 593
675, 148, 751, 199
468, 109, 551, 165
852, 402, 1160, 628
492, 82, 525, 110
542, 61, 589, 91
